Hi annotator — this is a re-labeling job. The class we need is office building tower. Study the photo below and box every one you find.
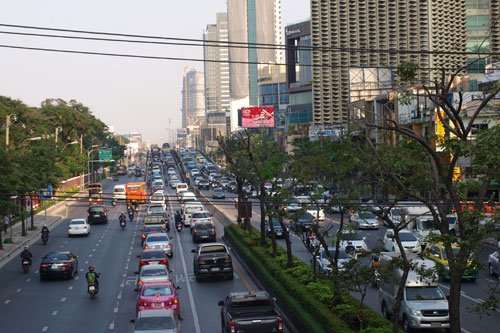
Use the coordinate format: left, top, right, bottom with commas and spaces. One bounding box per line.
181, 69, 205, 128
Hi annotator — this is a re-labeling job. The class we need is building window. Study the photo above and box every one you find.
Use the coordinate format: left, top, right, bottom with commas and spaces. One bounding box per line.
466, 0, 490, 9
467, 58, 487, 73
469, 80, 478, 91
466, 15, 490, 31
467, 37, 490, 52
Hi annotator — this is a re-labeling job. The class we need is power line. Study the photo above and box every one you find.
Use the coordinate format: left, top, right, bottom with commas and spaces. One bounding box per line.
0, 23, 498, 57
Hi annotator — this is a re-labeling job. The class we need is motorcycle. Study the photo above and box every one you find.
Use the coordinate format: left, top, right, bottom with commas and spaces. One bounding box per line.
372, 269, 380, 288
22, 259, 31, 274
112, 198, 117, 207
88, 280, 100, 299
176, 221, 183, 232
128, 211, 134, 222
120, 218, 126, 229
41, 232, 49, 245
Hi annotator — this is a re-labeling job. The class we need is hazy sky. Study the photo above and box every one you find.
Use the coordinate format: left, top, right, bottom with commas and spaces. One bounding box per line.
0, 0, 309, 143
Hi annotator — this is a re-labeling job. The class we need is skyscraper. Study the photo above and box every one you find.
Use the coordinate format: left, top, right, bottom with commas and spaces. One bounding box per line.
227, 0, 282, 131
181, 69, 205, 128
311, 0, 468, 125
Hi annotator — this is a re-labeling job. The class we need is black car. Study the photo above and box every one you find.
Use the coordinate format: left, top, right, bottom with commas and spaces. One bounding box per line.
212, 188, 226, 199
192, 222, 216, 243
198, 179, 210, 190
294, 212, 315, 231
266, 218, 287, 238
40, 251, 78, 280
87, 205, 108, 224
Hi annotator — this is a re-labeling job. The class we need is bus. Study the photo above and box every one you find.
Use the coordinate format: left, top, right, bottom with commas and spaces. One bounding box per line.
116, 165, 127, 176
126, 182, 149, 204
88, 183, 103, 205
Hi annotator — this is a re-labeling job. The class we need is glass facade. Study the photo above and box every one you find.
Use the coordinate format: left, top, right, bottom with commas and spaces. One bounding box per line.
288, 109, 312, 124
259, 83, 289, 106
466, 0, 490, 9
466, 15, 490, 30
247, 0, 258, 106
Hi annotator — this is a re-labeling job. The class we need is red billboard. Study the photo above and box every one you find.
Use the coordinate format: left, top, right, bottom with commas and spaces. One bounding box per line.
241, 107, 275, 128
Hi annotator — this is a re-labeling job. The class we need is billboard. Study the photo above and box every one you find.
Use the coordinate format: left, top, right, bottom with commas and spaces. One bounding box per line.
241, 107, 275, 128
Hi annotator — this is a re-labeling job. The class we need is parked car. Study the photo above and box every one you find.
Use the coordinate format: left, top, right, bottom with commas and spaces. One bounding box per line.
144, 233, 173, 257
192, 243, 233, 281
87, 204, 108, 224
68, 218, 90, 237
192, 222, 216, 243
306, 206, 325, 221
350, 211, 379, 229
40, 251, 79, 280
136, 282, 180, 316
382, 229, 421, 253
133, 309, 182, 333
313, 247, 350, 273
285, 198, 302, 213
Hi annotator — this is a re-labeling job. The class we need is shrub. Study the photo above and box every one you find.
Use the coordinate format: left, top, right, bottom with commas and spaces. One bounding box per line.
3, 238, 13, 244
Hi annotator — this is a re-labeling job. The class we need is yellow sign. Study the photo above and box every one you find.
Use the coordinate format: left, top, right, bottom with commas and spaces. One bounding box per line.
435, 109, 446, 148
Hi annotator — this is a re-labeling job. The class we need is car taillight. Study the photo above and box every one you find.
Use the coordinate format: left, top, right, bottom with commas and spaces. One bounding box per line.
209, 218, 213, 222
162, 259, 168, 265
68, 226, 71, 229
144, 245, 149, 249
198, 259, 206, 264
225, 255, 232, 263
167, 244, 171, 248
61, 263, 71, 268
137, 301, 147, 307
142, 234, 146, 239
278, 318, 283, 332
211, 228, 215, 233
230, 321, 236, 333
83, 226, 87, 229
140, 261, 145, 266
40, 264, 49, 268
168, 299, 178, 305
191, 219, 195, 222
138, 280, 143, 285
193, 230, 198, 233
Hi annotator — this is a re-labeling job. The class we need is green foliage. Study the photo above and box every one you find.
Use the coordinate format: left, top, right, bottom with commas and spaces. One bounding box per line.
395, 62, 419, 82
3, 237, 13, 244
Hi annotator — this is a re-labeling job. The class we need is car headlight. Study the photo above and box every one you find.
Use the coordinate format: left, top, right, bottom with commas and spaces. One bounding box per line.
410, 309, 422, 316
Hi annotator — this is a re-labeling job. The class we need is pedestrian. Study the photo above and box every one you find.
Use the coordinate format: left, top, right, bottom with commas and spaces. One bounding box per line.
3, 214, 9, 234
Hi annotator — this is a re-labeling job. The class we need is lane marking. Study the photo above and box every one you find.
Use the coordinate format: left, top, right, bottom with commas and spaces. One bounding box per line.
113, 307, 118, 313
89, 254, 93, 258
52, 310, 57, 316
60, 297, 66, 302
75, 276, 79, 280
109, 323, 114, 330
462, 329, 472, 333
16, 288, 21, 292
68, 286, 73, 290
42, 326, 48, 332
4, 300, 10, 304
27, 278, 31, 282
232, 262, 251, 291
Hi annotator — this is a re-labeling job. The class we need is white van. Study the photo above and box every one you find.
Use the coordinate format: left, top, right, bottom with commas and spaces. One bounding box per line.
112, 185, 126, 201
182, 201, 205, 226
180, 191, 197, 203
176, 183, 188, 196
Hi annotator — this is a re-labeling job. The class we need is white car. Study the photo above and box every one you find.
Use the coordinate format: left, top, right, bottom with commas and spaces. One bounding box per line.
68, 218, 90, 237
285, 198, 302, 213
383, 229, 421, 253
313, 247, 351, 273
150, 192, 167, 210
350, 211, 379, 229
189, 211, 213, 230
306, 206, 325, 221
339, 231, 368, 252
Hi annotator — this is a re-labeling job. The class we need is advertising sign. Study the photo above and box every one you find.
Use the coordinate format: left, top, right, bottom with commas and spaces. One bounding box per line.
241, 107, 275, 128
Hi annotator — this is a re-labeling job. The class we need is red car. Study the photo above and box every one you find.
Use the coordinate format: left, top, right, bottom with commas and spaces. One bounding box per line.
136, 281, 180, 316
138, 249, 169, 270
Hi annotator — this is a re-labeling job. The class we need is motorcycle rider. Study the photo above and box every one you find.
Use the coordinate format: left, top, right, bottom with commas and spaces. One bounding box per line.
20, 246, 33, 265
86, 266, 100, 293
345, 241, 356, 257
119, 211, 127, 226
128, 205, 134, 220
41, 224, 49, 235
369, 254, 380, 268
174, 210, 182, 226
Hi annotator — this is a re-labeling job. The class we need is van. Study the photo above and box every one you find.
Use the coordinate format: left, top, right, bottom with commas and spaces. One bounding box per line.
176, 183, 188, 195
407, 216, 440, 249
379, 252, 449, 331
112, 185, 126, 201
182, 201, 205, 226
180, 191, 197, 203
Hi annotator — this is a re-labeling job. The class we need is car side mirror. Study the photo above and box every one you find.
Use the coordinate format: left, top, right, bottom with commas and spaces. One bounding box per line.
74, 256, 78, 259
218, 300, 224, 306
191, 249, 196, 253
363, 237, 367, 241
136, 255, 140, 258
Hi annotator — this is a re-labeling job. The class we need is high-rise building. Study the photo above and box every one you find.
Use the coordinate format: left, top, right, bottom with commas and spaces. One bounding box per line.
202, 13, 231, 152
227, 0, 282, 131
181, 69, 205, 128
311, 0, 468, 125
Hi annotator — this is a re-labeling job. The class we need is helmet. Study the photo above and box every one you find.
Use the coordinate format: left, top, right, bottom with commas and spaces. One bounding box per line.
373, 255, 380, 261
24, 246, 29, 250
88, 266, 95, 272
43, 224, 47, 227
121, 211, 125, 214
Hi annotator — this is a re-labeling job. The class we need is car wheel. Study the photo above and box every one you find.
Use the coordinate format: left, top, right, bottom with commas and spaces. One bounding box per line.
381, 301, 390, 319
226, 273, 234, 280
68, 234, 71, 238
489, 264, 495, 276
402, 315, 412, 332
195, 274, 202, 282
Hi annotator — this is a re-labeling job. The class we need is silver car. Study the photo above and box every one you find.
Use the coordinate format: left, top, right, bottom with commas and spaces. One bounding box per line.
351, 211, 379, 229
137, 264, 171, 288
134, 309, 181, 333
313, 247, 350, 273
144, 233, 173, 257
488, 250, 500, 276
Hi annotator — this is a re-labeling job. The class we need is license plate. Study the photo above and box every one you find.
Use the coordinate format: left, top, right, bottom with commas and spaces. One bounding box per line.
201, 236, 208, 238
276, 232, 282, 236
153, 302, 164, 307
89, 286, 95, 291
150, 261, 159, 265
94, 214, 100, 217
51, 264, 58, 269
23, 260, 30, 264
211, 267, 220, 272
431, 323, 441, 327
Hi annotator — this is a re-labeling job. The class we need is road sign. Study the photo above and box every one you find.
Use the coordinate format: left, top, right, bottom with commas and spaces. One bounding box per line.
40, 184, 52, 200
99, 149, 112, 162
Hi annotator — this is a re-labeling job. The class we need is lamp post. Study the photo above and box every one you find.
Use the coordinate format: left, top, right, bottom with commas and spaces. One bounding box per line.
4, 114, 17, 149
62, 140, 78, 151
87, 145, 98, 184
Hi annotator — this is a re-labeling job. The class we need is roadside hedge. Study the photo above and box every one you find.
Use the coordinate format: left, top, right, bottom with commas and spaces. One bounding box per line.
224, 224, 393, 333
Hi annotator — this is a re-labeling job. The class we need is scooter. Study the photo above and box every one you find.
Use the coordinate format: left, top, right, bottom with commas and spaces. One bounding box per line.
372, 269, 380, 288
22, 259, 31, 274
128, 211, 134, 222
120, 218, 126, 229
176, 221, 183, 232
112, 198, 117, 207
41, 232, 49, 245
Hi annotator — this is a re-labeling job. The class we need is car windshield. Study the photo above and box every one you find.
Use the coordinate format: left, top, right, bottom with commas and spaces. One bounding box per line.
406, 287, 445, 301
419, 219, 436, 230
142, 286, 173, 297
289, 199, 299, 205
193, 212, 211, 218
298, 213, 314, 221
142, 268, 168, 277
114, 188, 125, 193
146, 226, 164, 233
148, 236, 169, 242
447, 216, 457, 225
70, 220, 85, 225
360, 211, 376, 219
142, 251, 165, 259
322, 249, 348, 259
270, 219, 282, 227
90, 206, 104, 213
399, 232, 417, 242
45, 253, 70, 261
152, 195, 163, 201
441, 247, 461, 260
200, 245, 226, 253
195, 224, 213, 230
149, 206, 163, 213
343, 233, 363, 241
135, 316, 175, 330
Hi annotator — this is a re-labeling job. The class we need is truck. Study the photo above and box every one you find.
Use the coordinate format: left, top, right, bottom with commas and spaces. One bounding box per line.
192, 243, 233, 281
407, 215, 440, 249
88, 183, 103, 205
378, 252, 450, 332
218, 291, 284, 333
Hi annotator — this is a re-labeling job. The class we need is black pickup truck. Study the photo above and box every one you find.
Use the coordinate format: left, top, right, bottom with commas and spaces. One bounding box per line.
218, 291, 284, 333
192, 243, 233, 281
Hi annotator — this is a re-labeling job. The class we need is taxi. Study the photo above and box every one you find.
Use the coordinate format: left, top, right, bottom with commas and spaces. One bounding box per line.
423, 243, 478, 281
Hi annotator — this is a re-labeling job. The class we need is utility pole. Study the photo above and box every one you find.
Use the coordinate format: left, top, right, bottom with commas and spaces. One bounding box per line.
79, 134, 84, 190
5, 114, 16, 149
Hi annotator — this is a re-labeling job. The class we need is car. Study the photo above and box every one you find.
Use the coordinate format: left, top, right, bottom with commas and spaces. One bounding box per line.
198, 179, 210, 190
339, 231, 368, 252
313, 247, 350, 273
227, 181, 237, 193
138, 249, 169, 271
194, 177, 204, 186
293, 212, 315, 231
424, 243, 478, 281
192, 222, 216, 243
148, 212, 170, 231
266, 218, 287, 238
350, 211, 379, 229
144, 233, 173, 257
141, 225, 167, 245
67, 218, 90, 237
488, 250, 500, 276
87, 204, 108, 224
220, 179, 230, 190
192, 243, 233, 281
382, 229, 421, 253
40, 251, 79, 280
147, 204, 165, 216
137, 264, 171, 288
136, 282, 181, 317
133, 308, 181, 333
189, 211, 213, 229
285, 198, 302, 213
112, 185, 127, 201
212, 188, 226, 199
169, 179, 181, 189
150, 193, 167, 209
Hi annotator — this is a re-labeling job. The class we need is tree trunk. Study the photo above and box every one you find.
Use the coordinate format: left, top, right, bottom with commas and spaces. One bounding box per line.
358, 290, 366, 331
21, 195, 26, 237
259, 195, 267, 247
268, 215, 277, 257
333, 209, 345, 305
448, 265, 463, 333
392, 267, 409, 333
278, 217, 294, 268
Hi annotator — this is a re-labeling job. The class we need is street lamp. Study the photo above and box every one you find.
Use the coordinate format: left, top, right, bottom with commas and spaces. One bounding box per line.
87, 145, 99, 184
3, 114, 17, 149
62, 140, 79, 151
21, 136, 42, 144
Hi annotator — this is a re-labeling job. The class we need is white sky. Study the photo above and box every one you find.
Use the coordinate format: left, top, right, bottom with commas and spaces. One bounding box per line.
0, 0, 309, 143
